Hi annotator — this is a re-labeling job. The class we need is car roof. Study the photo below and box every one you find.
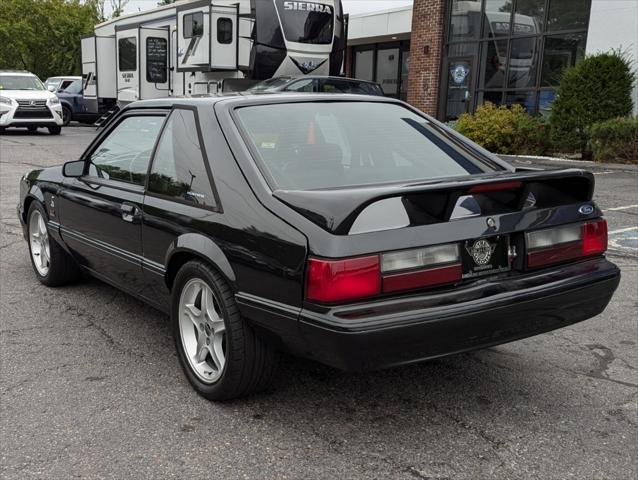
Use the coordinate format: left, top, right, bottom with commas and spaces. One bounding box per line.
46, 76, 81, 81
125, 92, 402, 110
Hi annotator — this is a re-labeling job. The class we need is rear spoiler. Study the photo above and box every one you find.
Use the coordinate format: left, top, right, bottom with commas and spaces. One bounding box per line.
273, 169, 595, 234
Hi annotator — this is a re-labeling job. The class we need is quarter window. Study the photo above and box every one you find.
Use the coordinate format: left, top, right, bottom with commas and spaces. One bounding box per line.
118, 37, 137, 72
88, 115, 165, 186
183, 12, 204, 38
217, 18, 233, 44
148, 109, 217, 209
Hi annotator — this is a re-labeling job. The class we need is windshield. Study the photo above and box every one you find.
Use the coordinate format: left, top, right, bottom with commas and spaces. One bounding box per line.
0, 75, 45, 91
275, 0, 334, 45
236, 102, 497, 190
247, 77, 294, 92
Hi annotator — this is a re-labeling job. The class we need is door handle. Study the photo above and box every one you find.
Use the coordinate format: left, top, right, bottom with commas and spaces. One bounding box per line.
121, 203, 139, 223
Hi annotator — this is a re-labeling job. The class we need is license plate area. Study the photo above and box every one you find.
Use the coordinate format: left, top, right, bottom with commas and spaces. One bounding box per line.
461, 235, 511, 279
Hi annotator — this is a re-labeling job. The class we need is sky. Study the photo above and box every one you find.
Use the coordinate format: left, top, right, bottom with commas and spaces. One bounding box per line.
108, 0, 414, 17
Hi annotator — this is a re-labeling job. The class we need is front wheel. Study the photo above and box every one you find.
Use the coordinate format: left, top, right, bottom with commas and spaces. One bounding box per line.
61, 106, 72, 126
27, 202, 80, 286
172, 260, 277, 400
48, 126, 61, 135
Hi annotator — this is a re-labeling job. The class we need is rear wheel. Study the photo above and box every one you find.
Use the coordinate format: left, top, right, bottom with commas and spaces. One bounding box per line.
48, 126, 61, 135
61, 106, 72, 126
27, 202, 80, 286
172, 260, 277, 400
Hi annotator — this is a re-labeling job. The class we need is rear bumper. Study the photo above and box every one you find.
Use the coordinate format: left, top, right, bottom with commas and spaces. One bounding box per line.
249, 257, 620, 371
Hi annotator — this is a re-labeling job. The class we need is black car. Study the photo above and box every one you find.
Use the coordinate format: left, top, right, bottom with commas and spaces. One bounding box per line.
246, 75, 385, 95
18, 94, 620, 400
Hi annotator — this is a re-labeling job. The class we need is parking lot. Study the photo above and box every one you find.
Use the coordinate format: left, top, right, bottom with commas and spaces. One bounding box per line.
1, 126, 637, 479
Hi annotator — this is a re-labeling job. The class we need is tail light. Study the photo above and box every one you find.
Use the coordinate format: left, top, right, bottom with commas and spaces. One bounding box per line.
526, 219, 607, 268
306, 243, 461, 304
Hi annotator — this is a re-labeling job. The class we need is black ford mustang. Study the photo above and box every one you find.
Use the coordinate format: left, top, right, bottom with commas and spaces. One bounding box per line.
18, 94, 620, 400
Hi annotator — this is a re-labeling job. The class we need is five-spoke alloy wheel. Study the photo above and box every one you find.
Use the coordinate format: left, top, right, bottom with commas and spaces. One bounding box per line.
29, 208, 50, 276
26, 202, 80, 286
172, 260, 277, 400
179, 278, 227, 384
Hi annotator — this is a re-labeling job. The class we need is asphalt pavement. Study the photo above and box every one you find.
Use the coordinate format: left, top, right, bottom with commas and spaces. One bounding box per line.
1, 126, 637, 479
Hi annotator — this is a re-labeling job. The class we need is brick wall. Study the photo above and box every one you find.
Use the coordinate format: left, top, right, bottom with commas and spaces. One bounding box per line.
407, 0, 447, 117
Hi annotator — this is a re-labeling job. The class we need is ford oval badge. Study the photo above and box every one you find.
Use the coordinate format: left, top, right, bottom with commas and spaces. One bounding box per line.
579, 204, 594, 215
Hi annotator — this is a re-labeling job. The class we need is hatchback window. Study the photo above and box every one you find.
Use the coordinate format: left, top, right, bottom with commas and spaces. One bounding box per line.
87, 115, 165, 185
236, 102, 497, 190
148, 109, 217, 209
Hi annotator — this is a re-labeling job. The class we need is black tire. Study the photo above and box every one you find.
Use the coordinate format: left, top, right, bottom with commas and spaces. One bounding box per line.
48, 126, 61, 135
61, 106, 72, 126
172, 260, 278, 400
27, 126, 37, 133
26, 202, 81, 287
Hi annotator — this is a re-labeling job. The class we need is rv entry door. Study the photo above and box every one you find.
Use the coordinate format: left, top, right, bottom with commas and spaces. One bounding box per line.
140, 27, 170, 100
116, 27, 140, 104
210, 5, 238, 70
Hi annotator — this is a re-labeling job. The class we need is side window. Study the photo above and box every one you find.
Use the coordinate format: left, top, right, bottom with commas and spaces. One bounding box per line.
184, 12, 204, 38
88, 115, 165, 186
66, 79, 83, 94
284, 79, 316, 92
118, 37, 137, 71
148, 109, 218, 209
217, 18, 233, 44
58, 80, 74, 92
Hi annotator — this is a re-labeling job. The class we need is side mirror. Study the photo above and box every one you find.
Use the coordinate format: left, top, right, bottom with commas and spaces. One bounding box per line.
62, 160, 85, 178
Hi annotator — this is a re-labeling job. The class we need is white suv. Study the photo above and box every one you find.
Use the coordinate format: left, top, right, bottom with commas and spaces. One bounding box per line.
0, 70, 64, 135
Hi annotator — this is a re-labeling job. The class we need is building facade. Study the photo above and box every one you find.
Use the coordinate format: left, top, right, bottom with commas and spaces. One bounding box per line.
347, 0, 638, 120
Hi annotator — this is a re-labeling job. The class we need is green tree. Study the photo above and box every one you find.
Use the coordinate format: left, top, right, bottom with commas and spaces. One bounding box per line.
110, 0, 129, 18
549, 52, 635, 159
0, 0, 100, 80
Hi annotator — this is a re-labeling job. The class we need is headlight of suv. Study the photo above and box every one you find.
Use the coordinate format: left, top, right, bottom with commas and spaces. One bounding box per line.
0, 96, 13, 106
48, 96, 60, 106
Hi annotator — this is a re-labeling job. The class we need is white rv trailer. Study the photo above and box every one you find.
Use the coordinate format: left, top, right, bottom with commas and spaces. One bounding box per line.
81, 0, 346, 115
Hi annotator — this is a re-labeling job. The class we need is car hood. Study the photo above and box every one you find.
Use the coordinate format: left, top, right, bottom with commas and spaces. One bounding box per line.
0, 89, 56, 100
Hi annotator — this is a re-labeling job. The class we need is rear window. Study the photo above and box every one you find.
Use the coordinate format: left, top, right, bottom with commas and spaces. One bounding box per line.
235, 102, 497, 190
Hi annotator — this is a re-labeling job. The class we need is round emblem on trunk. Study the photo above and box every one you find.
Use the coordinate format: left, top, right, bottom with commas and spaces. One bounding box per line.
467, 239, 496, 266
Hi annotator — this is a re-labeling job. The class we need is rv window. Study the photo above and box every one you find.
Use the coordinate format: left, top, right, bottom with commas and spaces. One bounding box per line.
275, 0, 334, 45
183, 12, 204, 38
217, 18, 233, 44
148, 109, 217, 209
146, 37, 168, 83
118, 37, 137, 72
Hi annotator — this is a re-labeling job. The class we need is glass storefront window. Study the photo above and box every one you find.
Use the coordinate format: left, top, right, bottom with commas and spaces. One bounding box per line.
483, 0, 513, 38
505, 90, 537, 112
449, 0, 482, 41
508, 37, 539, 88
514, 0, 545, 34
400, 51, 410, 101
479, 39, 507, 89
442, 0, 592, 120
477, 91, 504, 106
541, 33, 586, 86
354, 49, 374, 82
376, 48, 400, 95
547, 0, 592, 32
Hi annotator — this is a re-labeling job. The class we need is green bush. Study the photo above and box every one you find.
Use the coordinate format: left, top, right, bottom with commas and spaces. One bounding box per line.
549, 52, 635, 159
455, 102, 550, 155
589, 117, 638, 163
